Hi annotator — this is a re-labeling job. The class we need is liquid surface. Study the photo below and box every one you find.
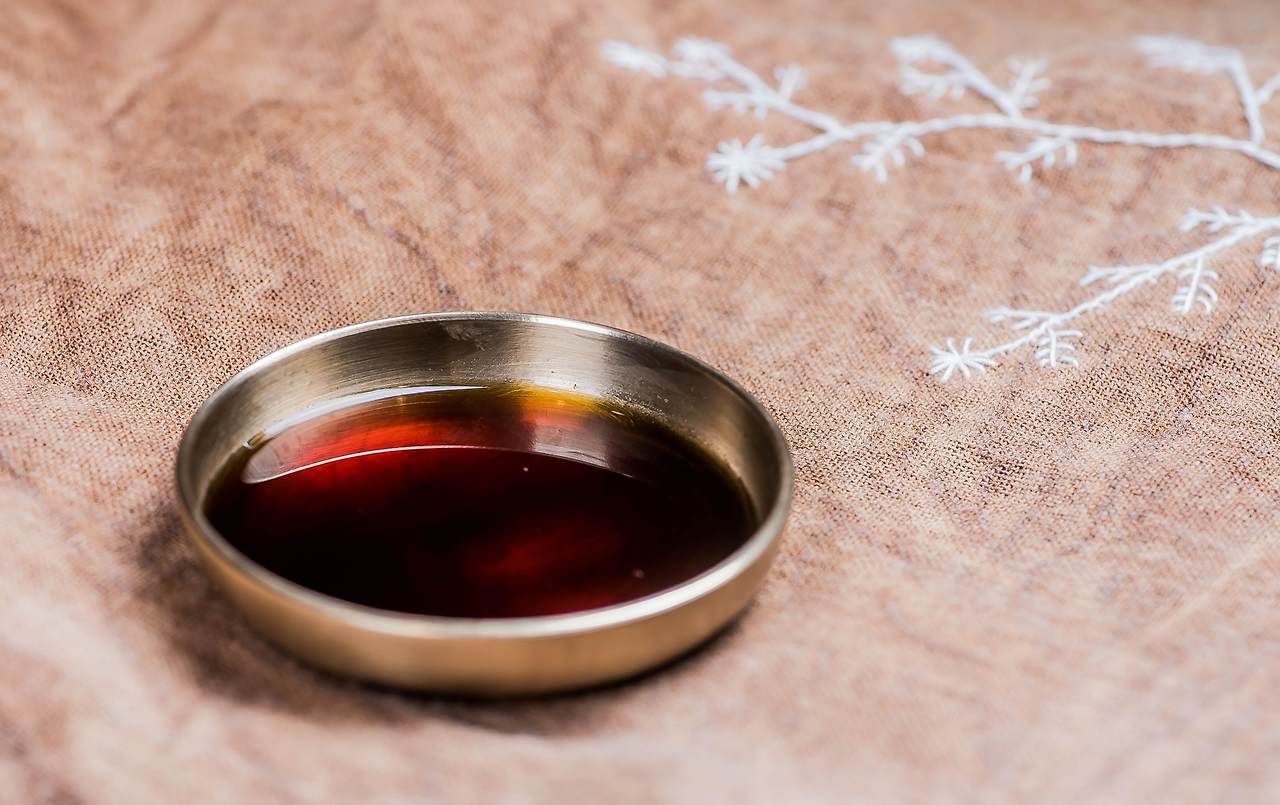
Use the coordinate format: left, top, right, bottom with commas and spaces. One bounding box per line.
205, 386, 757, 618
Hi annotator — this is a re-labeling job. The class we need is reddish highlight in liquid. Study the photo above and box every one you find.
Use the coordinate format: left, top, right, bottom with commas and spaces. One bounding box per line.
205, 387, 757, 618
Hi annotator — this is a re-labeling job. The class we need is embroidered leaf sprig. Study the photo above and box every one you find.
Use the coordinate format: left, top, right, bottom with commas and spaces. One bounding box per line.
603, 34, 1280, 380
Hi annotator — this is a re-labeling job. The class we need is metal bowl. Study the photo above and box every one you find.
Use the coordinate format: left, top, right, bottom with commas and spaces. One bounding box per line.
175, 312, 792, 695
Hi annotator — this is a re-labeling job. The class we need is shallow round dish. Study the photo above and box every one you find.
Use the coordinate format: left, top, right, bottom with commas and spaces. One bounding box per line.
175, 312, 792, 695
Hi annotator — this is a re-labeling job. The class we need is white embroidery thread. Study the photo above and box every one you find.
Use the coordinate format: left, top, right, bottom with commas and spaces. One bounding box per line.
602, 35, 1280, 380
601, 36, 1280, 189
927, 208, 1280, 382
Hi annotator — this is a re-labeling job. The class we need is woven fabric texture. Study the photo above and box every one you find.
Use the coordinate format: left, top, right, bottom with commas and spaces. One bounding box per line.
3, 1, 1279, 802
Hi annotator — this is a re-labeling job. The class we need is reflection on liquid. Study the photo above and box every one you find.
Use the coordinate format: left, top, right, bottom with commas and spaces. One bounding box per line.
241, 385, 631, 484
206, 385, 757, 618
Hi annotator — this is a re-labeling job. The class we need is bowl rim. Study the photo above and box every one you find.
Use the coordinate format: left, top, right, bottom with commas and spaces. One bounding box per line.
175, 311, 793, 640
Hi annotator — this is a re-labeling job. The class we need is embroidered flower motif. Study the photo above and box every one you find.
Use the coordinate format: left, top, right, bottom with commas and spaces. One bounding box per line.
705, 135, 785, 193
927, 338, 997, 383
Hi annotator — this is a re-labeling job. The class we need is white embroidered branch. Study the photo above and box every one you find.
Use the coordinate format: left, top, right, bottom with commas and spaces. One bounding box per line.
601, 35, 1280, 190
996, 136, 1077, 184
891, 35, 1033, 118
927, 209, 1280, 382
603, 35, 1280, 381
1171, 255, 1218, 314
1033, 328, 1081, 369
1135, 36, 1268, 144
1260, 73, 1280, 104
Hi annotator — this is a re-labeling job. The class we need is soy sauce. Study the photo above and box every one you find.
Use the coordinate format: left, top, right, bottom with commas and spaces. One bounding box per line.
204, 385, 757, 618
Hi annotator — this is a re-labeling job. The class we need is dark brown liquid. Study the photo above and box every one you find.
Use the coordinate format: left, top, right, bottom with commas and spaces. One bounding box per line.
205, 385, 757, 618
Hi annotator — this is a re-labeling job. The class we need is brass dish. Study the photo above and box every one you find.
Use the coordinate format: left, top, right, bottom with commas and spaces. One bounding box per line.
175, 312, 792, 695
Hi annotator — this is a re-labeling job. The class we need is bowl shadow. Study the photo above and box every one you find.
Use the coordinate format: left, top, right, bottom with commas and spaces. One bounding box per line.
133, 502, 745, 734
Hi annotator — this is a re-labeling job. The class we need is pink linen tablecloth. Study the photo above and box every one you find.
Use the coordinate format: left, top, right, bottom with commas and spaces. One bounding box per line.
3, 1, 1280, 801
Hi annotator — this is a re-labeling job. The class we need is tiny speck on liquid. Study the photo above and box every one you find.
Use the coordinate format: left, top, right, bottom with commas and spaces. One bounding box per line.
632, 568, 645, 579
